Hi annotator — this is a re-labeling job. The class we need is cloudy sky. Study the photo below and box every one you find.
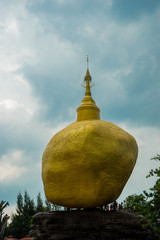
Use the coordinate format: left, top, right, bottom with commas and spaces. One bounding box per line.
0, 0, 160, 214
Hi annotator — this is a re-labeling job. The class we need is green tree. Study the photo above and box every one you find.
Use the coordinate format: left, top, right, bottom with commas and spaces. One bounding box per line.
44, 198, 63, 211
123, 193, 147, 213
143, 154, 160, 233
36, 193, 44, 213
45, 198, 52, 211
7, 191, 71, 238
16, 192, 23, 215
0, 201, 9, 240
7, 191, 35, 239
123, 154, 160, 235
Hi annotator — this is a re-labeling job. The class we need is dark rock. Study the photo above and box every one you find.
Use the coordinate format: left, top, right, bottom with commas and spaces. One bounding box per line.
30, 210, 160, 240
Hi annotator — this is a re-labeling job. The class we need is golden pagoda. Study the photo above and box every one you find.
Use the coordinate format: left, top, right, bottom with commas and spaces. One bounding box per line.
76, 57, 100, 121
42, 58, 138, 208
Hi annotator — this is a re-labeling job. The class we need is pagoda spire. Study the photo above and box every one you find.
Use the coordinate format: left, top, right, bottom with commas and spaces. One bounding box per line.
84, 56, 92, 82
76, 57, 100, 121
84, 56, 92, 96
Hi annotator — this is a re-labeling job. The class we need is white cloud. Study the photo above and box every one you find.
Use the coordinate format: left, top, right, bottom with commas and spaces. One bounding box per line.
0, 2, 39, 125
0, 99, 24, 110
0, 150, 28, 182
0, 97, 34, 125
4, 19, 19, 35
4, 204, 16, 223
0, 0, 81, 128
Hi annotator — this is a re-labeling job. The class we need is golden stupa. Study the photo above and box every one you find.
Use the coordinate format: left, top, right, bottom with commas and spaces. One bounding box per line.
42, 58, 138, 208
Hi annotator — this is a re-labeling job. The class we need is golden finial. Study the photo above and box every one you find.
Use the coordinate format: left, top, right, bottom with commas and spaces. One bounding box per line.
84, 55, 91, 82
87, 55, 89, 68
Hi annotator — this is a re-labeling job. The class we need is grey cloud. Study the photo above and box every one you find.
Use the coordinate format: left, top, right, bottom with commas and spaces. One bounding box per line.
110, 0, 160, 22
0, 0, 160, 208
15, 2, 159, 127
99, 52, 160, 126
20, 62, 82, 125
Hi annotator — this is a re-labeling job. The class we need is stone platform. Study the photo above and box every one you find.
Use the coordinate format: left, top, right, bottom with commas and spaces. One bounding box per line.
30, 210, 159, 240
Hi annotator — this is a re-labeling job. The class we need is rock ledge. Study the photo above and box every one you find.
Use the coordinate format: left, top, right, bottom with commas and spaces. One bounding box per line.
30, 210, 159, 240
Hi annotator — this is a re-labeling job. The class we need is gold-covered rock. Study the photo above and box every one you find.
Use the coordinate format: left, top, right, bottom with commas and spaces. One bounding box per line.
42, 120, 138, 208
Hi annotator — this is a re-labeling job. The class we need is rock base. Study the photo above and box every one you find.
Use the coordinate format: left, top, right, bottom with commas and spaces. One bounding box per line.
30, 210, 159, 240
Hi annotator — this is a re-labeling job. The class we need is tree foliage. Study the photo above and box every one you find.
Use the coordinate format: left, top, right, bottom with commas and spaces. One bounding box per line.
123, 194, 147, 213
45, 197, 52, 211
7, 191, 35, 238
0, 201, 9, 240
6, 191, 62, 238
36, 192, 44, 213
143, 154, 160, 233
123, 154, 160, 234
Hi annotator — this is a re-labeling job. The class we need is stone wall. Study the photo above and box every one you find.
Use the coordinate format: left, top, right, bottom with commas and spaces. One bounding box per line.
30, 210, 159, 240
